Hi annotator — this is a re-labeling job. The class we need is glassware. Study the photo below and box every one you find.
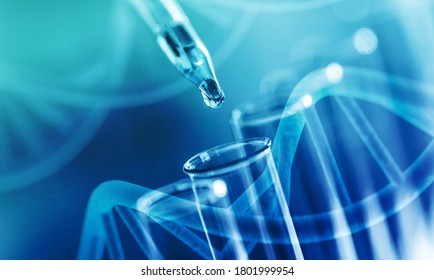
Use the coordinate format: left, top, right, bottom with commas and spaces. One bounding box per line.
231, 93, 290, 141
229, 65, 434, 259
77, 179, 216, 259
184, 137, 304, 259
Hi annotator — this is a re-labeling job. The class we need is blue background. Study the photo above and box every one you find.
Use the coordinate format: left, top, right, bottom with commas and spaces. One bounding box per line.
1, 0, 433, 259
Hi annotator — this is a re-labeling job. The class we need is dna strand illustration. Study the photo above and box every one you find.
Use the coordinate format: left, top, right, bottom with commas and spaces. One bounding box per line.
77, 65, 434, 259
0, 0, 254, 192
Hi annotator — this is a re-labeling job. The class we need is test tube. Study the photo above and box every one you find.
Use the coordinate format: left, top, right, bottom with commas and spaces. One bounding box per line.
231, 93, 293, 141
136, 179, 217, 259
230, 93, 302, 193
229, 66, 428, 259
128, 0, 225, 108
229, 92, 360, 259
183, 137, 304, 260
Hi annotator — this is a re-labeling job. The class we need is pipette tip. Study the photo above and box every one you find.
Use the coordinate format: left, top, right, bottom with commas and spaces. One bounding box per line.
199, 78, 225, 109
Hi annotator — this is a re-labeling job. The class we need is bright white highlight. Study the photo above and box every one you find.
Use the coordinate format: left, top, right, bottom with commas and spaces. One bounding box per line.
326, 63, 344, 83
199, 152, 211, 162
212, 179, 228, 198
194, 59, 205, 66
302, 94, 313, 108
353, 28, 378, 55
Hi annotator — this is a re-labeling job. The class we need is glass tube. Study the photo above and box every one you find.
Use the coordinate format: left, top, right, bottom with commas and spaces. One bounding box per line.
78, 179, 219, 260
134, 179, 218, 260
228, 65, 434, 259
183, 137, 303, 260
231, 93, 291, 141
230, 94, 352, 259
230, 93, 301, 196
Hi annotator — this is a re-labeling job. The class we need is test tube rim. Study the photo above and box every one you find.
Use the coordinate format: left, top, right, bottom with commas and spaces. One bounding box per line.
183, 137, 272, 177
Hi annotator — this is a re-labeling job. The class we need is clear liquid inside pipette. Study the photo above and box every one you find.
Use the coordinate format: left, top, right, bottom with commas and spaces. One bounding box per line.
199, 78, 225, 109
157, 23, 225, 109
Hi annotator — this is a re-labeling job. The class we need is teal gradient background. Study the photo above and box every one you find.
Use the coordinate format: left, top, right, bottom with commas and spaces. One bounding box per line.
1, 0, 433, 259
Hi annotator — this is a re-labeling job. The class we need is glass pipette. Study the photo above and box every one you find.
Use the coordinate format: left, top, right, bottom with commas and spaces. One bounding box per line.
129, 0, 225, 109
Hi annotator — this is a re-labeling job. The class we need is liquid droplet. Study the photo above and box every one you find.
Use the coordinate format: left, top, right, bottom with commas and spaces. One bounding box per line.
199, 78, 225, 109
